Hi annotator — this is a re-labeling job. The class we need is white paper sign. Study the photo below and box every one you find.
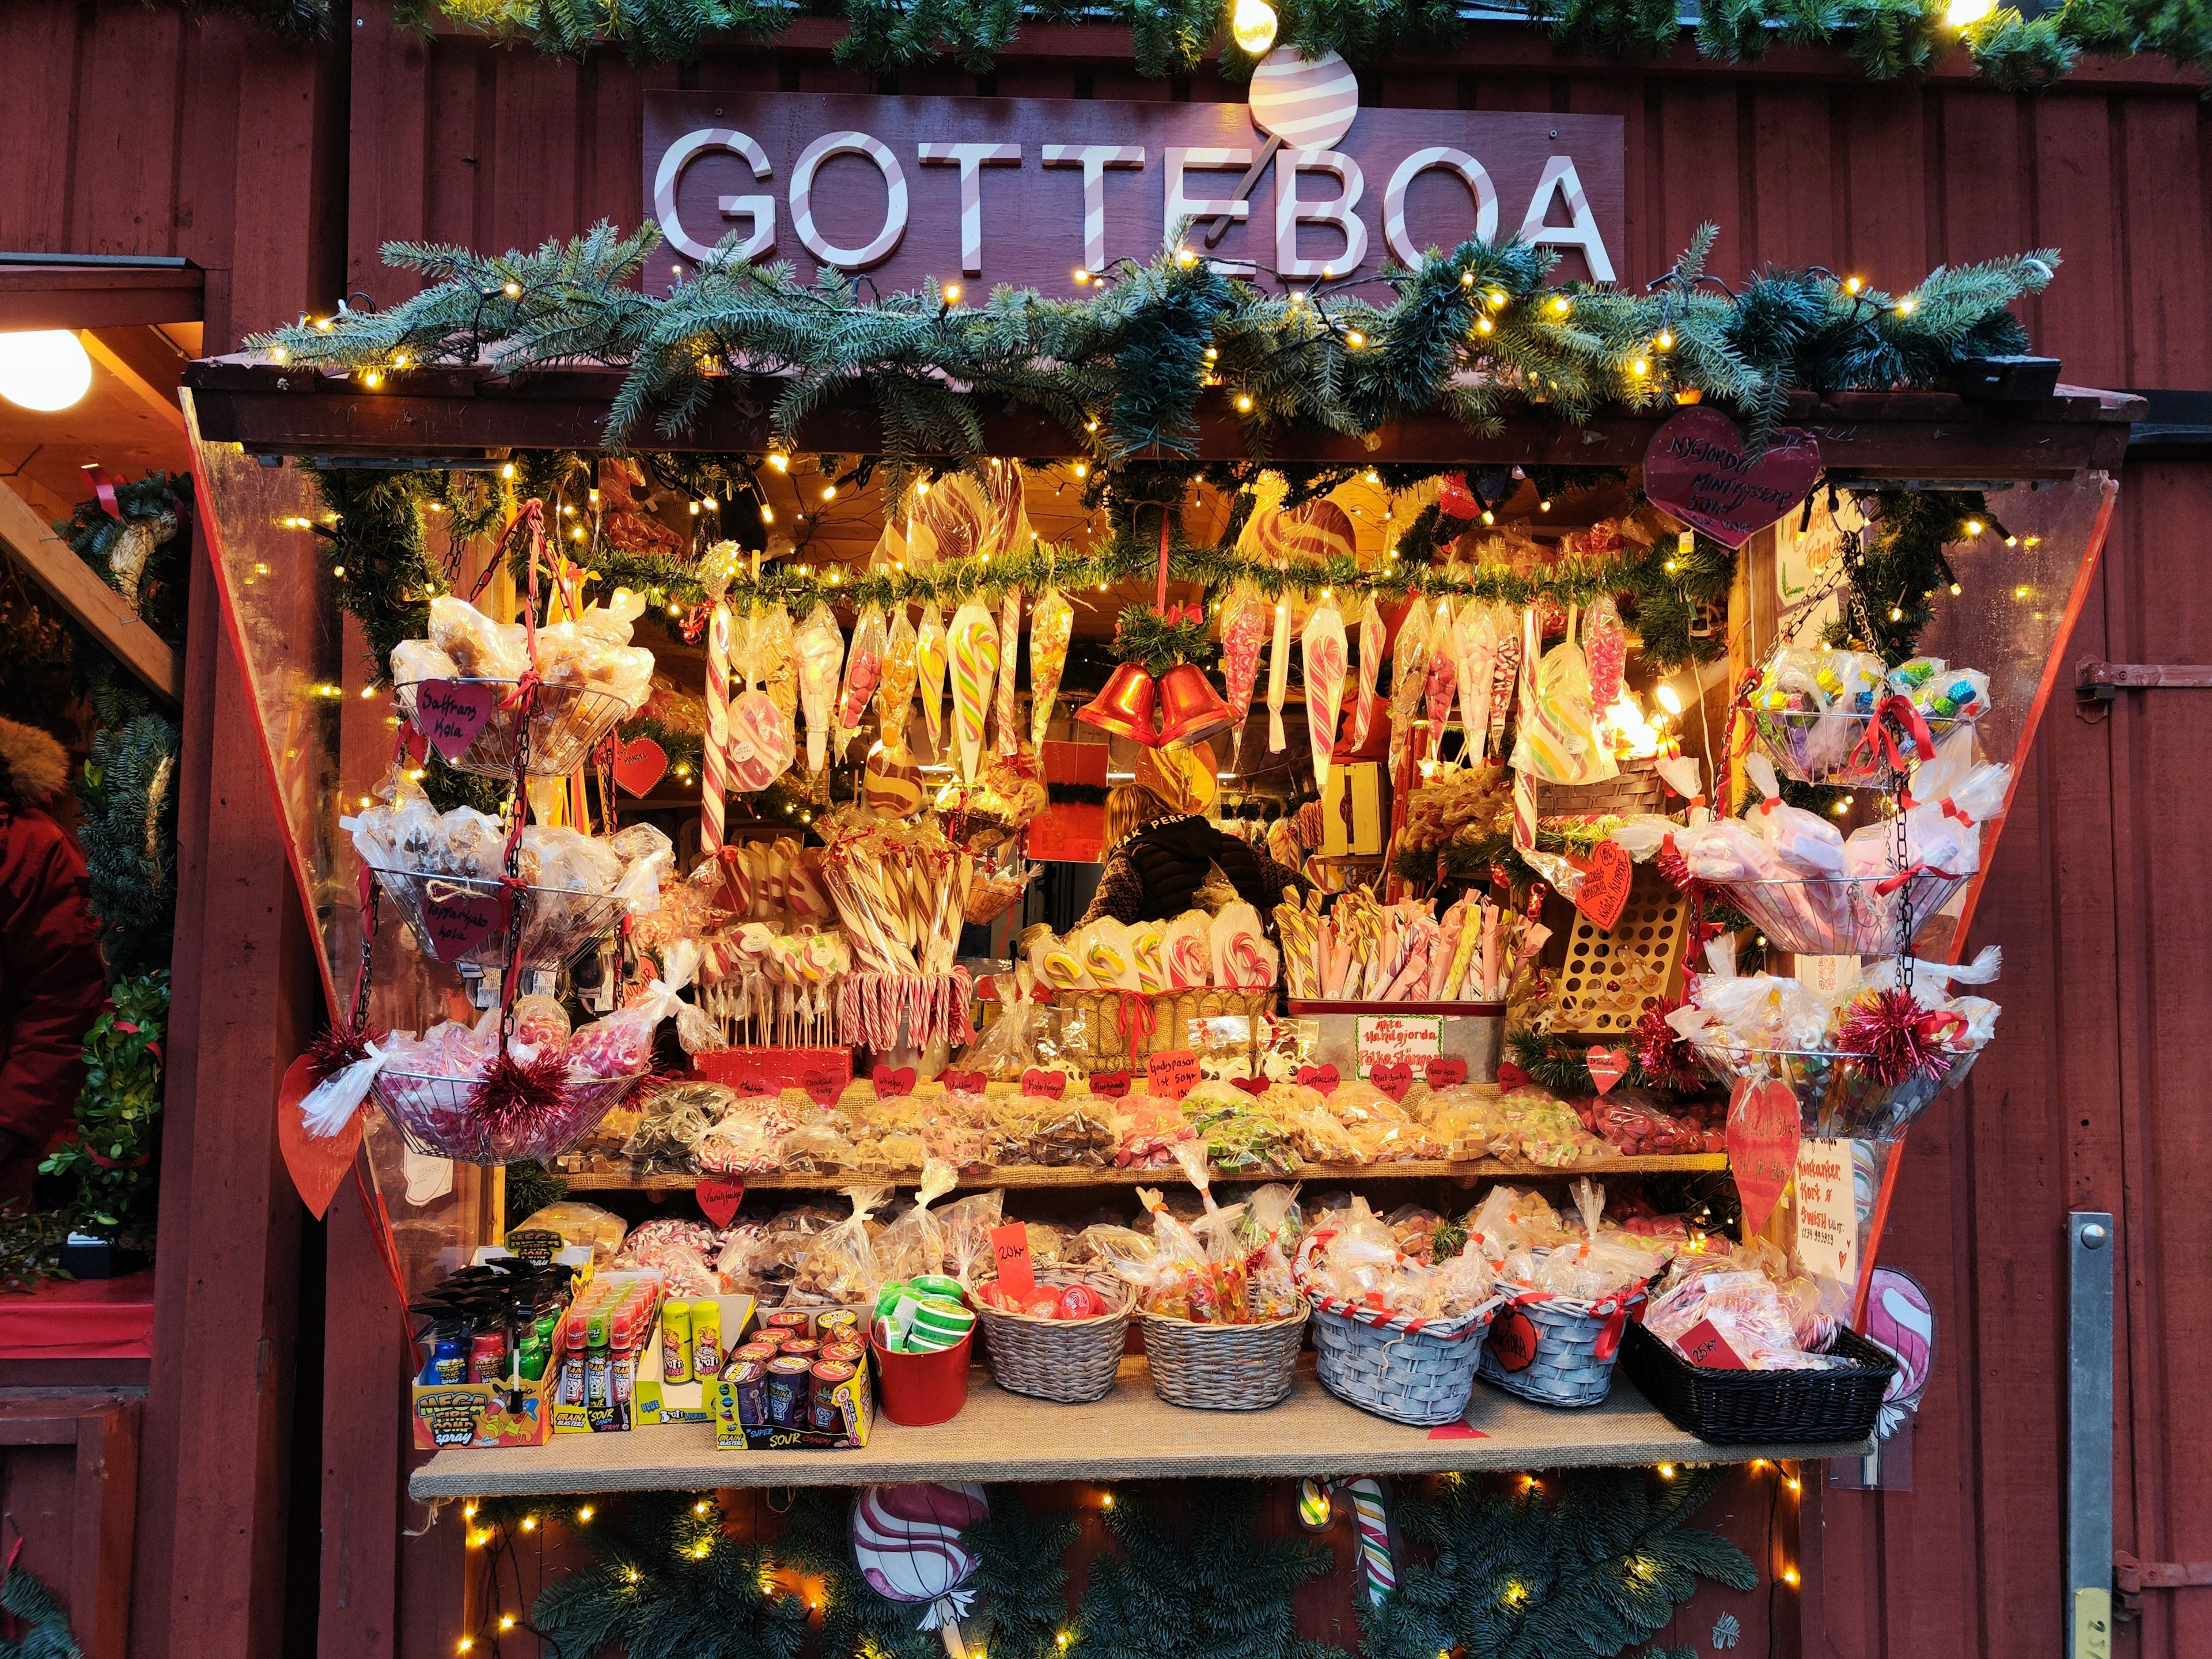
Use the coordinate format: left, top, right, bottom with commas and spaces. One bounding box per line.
1794, 1135, 1860, 1288
1355, 1014, 1442, 1076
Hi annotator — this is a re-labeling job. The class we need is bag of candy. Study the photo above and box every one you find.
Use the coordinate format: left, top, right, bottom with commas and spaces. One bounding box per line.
873, 1159, 960, 1281
1529, 1179, 1669, 1301
1128, 1187, 1219, 1321
690, 1094, 798, 1175
787, 1183, 890, 1306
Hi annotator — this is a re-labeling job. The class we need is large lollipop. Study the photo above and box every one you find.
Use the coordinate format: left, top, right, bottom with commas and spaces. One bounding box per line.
1221, 584, 1272, 766
947, 600, 1000, 783
1302, 597, 1347, 791
851, 1483, 990, 1659
917, 601, 949, 759
796, 602, 845, 772
995, 586, 1024, 757
1350, 591, 1385, 749
1203, 49, 1361, 249
877, 605, 919, 757
1029, 587, 1075, 748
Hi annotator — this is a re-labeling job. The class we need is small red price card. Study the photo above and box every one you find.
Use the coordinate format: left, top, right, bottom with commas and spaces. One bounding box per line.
990, 1222, 1037, 1301
1146, 1049, 1200, 1100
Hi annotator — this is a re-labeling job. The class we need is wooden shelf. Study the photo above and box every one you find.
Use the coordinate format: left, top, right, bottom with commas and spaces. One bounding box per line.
552, 1154, 1728, 1192
409, 1357, 1863, 1499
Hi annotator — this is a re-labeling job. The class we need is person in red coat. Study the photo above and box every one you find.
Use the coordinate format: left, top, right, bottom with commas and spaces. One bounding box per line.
0, 718, 108, 1203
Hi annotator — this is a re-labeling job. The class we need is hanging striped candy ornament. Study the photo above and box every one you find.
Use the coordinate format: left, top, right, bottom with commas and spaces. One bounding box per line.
1297, 1478, 1334, 1529
1343, 1477, 1396, 1604
701, 601, 732, 855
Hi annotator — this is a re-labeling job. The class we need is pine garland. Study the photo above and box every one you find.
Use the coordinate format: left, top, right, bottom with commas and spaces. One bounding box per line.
0, 1559, 85, 1659
73, 714, 181, 978
56, 471, 192, 649
41, 974, 169, 1252
1827, 487, 1988, 664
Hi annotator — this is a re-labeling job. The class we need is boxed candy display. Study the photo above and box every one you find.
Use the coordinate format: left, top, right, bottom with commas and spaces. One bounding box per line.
408, 1256, 579, 1449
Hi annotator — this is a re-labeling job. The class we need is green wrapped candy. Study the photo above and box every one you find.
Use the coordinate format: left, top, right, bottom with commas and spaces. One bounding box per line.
904, 1293, 974, 1352
910, 1274, 967, 1303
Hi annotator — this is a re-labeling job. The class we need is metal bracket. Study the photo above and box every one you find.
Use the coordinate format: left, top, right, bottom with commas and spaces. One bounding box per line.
2069, 1213, 2115, 1659
2113, 1552, 2212, 1594
2077, 659, 2212, 703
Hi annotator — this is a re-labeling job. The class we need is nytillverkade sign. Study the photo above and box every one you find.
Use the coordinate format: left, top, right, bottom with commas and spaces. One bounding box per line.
643, 51, 1624, 297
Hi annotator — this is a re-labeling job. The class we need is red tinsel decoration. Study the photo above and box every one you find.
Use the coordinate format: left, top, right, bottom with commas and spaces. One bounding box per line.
303, 1024, 389, 1084
1634, 998, 1708, 1093
467, 1049, 572, 1138
1835, 988, 1956, 1088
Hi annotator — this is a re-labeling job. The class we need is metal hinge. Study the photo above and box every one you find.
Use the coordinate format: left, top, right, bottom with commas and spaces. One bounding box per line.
2114, 1553, 2212, 1593
2078, 660, 2212, 702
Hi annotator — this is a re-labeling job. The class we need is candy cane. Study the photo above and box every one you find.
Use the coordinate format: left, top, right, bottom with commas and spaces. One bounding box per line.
1344, 1478, 1396, 1604
702, 602, 732, 855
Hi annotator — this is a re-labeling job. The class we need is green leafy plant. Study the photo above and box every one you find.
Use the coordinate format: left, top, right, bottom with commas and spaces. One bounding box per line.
43, 975, 169, 1251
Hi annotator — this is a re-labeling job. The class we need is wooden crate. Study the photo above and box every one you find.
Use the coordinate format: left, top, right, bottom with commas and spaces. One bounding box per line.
1546, 865, 1691, 1036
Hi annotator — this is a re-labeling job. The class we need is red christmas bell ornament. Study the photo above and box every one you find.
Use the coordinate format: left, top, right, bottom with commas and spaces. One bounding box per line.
1075, 661, 1159, 745
1436, 471, 1480, 520
1153, 662, 1237, 749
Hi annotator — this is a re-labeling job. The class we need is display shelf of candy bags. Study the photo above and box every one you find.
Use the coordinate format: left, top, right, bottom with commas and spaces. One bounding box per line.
1619, 1321, 1896, 1446
368, 867, 633, 975
397, 678, 636, 778
1697, 1044, 1981, 1142
373, 1069, 652, 1164
1717, 870, 1969, 957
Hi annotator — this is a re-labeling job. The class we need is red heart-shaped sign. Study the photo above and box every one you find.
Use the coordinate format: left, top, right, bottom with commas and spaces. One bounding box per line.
1585, 1046, 1629, 1096
612, 735, 668, 797
276, 1052, 366, 1220
1727, 1075, 1801, 1232
1020, 1068, 1067, 1100
1423, 1058, 1468, 1089
1569, 840, 1633, 933
1368, 1062, 1412, 1102
1487, 1305, 1539, 1373
1230, 1074, 1270, 1097
872, 1065, 917, 1098
938, 1068, 987, 1093
696, 1176, 746, 1229
411, 679, 501, 764
803, 1073, 845, 1106
1497, 1061, 1530, 1089
1295, 1063, 1340, 1092
1642, 407, 1821, 549
1087, 1070, 1131, 1099
417, 881, 514, 964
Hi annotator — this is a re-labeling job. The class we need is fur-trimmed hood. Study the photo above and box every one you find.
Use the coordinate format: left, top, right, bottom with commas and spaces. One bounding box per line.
0, 718, 69, 805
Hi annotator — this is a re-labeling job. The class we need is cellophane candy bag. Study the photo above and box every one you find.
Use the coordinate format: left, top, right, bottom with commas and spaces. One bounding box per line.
1128, 1185, 1219, 1321
787, 1183, 889, 1307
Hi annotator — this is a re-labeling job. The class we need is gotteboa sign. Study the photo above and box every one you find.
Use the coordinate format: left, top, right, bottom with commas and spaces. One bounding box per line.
643, 51, 1623, 297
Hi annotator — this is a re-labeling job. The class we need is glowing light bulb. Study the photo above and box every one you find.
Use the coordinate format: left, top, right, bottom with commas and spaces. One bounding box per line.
0, 331, 92, 411
1230, 0, 1278, 54
1345, 329, 1365, 348
1548, 295, 1571, 316
942, 282, 962, 302
1947, 0, 1994, 22
1655, 681, 1683, 715
767, 452, 788, 472
1236, 393, 1253, 411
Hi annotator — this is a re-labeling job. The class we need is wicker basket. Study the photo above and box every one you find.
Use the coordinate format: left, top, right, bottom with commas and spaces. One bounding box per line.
1621, 1321, 1897, 1445
1055, 987, 1273, 1073
1135, 1306, 1306, 1411
1546, 865, 1691, 1037
1476, 1287, 1646, 1408
1531, 757, 1667, 819
974, 1270, 1135, 1404
1297, 1239, 1502, 1426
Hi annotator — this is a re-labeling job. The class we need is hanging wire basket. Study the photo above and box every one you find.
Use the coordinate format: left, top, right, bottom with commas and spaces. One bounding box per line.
368, 867, 631, 974
1698, 1044, 1982, 1142
1743, 707, 1981, 789
369, 1068, 650, 1165
1710, 870, 1970, 957
396, 679, 630, 779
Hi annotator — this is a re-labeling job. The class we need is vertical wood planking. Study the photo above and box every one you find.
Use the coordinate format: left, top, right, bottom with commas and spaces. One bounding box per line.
2028, 94, 2123, 388
68, 2, 184, 255
1563, 77, 1652, 283
0, 1, 82, 249
1653, 84, 1743, 283
348, 0, 432, 307
489, 54, 585, 248
1838, 85, 1929, 285
2115, 99, 2212, 388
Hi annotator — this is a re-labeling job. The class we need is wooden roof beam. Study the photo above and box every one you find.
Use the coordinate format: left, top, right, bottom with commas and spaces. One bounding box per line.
0, 476, 180, 703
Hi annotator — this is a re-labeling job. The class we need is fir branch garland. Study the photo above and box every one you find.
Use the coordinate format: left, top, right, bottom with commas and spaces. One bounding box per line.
1110, 604, 1217, 675
0, 1556, 85, 1659
42, 974, 169, 1252
74, 714, 180, 977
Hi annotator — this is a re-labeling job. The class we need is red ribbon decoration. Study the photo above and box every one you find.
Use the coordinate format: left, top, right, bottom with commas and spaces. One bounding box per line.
80, 464, 120, 520
1848, 694, 1937, 777
1873, 861, 1963, 897
1115, 991, 1158, 1044
1154, 506, 1173, 614
1941, 797, 1976, 828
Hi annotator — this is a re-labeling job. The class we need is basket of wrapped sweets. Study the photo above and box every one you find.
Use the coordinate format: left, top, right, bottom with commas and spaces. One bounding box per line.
391, 594, 655, 779
1029, 907, 1277, 1073
1743, 647, 1987, 787
972, 1267, 1137, 1405
1294, 1200, 1502, 1427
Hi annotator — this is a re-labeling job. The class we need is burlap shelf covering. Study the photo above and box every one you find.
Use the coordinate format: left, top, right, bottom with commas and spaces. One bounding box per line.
554, 1153, 1727, 1192
410, 1358, 1863, 1499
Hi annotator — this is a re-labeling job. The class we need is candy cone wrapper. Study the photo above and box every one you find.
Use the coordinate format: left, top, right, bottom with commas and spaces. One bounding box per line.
1422, 599, 1457, 759
948, 600, 1000, 784
1164, 911, 1214, 989
1454, 603, 1501, 762
755, 606, 798, 721
1209, 902, 1277, 989
1131, 921, 1168, 993
796, 603, 844, 772
917, 601, 949, 757
1222, 586, 1271, 764
876, 607, 919, 757
1584, 594, 1627, 711
1489, 611, 1522, 752
995, 586, 1024, 756
1077, 918, 1137, 990
1302, 598, 1347, 791
1028, 588, 1075, 749
1388, 598, 1432, 772
836, 603, 888, 757
1350, 592, 1385, 749
1266, 597, 1293, 753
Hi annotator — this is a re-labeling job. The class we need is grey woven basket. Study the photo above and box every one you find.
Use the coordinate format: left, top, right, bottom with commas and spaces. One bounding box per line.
1305, 1296, 1502, 1426
1476, 1290, 1646, 1408
973, 1270, 1134, 1405
1135, 1307, 1307, 1410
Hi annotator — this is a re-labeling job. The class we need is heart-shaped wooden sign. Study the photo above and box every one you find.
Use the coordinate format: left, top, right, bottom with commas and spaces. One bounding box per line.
872, 1064, 917, 1098
612, 735, 668, 797
1726, 1075, 1801, 1232
1230, 1074, 1270, 1097
1295, 1063, 1340, 1092
276, 1052, 365, 1221
1087, 1070, 1131, 1099
696, 1176, 746, 1229
1020, 1068, 1067, 1100
1423, 1058, 1468, 1089
801, 1073, 845, 1107
1642, 407, 1821, 549
1368, 1062, 1412, 1103
939, 1067, 987, 1093
1569, 840, 1633, 933
1487, 1305, 1539, 1373
411, 679, 502, 764
1584, 1046, 1629, 1096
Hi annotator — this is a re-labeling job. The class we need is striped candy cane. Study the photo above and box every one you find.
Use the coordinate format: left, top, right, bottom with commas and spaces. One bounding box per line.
1344, 1478, 1396, 1604
702, 602, 732, 855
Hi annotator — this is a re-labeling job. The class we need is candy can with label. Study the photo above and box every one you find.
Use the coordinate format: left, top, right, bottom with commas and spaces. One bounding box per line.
819, 1339, 865, 1368
810, 1360, 856, 1432
764, 1355, 813, 1427
732, 1340, 780, 1366
692, 1301, 723, 1375
815, 1309, 859, 1344
763, 1309, 812, 1339
661, 1301, 693, 1384
777, 1336, 820, 1362
728, 1359, 768, 1426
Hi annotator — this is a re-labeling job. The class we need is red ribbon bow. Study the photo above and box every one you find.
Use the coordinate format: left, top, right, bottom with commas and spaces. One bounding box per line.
1940, 797, 1975, 828
1115, 991, 1158, 1043
1158, 603, 1204, 627
1849, 694, 1937, 777
1873, 861, 1963, 897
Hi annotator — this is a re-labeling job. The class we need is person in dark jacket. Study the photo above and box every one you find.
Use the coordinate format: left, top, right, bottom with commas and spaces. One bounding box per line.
0, 718, 108, 1203
1080, 784, 1310, 930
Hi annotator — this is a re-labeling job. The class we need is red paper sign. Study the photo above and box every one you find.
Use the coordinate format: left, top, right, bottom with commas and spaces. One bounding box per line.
694, 1047, 853, 1103
1568, 839, 1633, 933
1295, 1063, 1340, 1092
990, 1221, 1037, 1301
696, 1176, 746, 1229
412, 679, 501, 764
418, 882, 513, 964
1676, 1317, 1749, 1370
1368, 1061, 1412, 1103
1146, 1050, 1200, 1101
1642, 407, 1821, 548
1487, 1306, 1539, 1373
872, 1065, 917, 1097
1230, 1074, 1270, 1097
1726, 1076, 1801, 1232
1426, 1422, 1490, 1441
276, 1052, 365, 1220
1088, 1070, 1131, 1099
938, 1067, 987, 1093
1423, 1058, 1468, 1089
1020, 1068, 1067, 1100
1584, 1047, 1628, 1096
612, 735, 668, 797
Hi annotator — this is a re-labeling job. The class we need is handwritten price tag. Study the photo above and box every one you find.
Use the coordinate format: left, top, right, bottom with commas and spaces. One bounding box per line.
1727, 1076, 1801, 1233
872, 1065, 917, 1097
419, 883, 513, 963
411, 679, 501, 764
1423, 1058, 1468, 1089
990, 1221, 1037, 1301
612, 735, 668, 797
1294, 1063, 1340, 1091
1087, 1070, 1131, 1099
696, 1177, 746, 1229
1146, 1049, 1200, 1101
1367, 1061, 1412, 1103
938, 1068, 987, 1093
1020, 1069, 1067, 1100
1676, 1318, 1748, 1370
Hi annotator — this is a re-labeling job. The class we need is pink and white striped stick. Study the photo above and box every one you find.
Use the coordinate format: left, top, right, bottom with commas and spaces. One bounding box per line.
702, 602, 732, 855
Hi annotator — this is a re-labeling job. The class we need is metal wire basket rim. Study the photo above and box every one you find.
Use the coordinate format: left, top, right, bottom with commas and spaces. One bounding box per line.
373, 1065, 652, 1086
1718, 873, 1960, 892
1736, 704, 1982, 729
1699, 1042, 1883, 1063
396, 675, 627, 703
368, 866, 634, 903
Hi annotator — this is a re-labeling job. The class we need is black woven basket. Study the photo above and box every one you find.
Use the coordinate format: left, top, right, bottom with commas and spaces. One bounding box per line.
1622, 1320, 1896, 1445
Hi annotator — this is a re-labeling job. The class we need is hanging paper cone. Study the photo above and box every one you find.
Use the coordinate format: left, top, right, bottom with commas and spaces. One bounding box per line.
1422, 599, 1458, 760
1302, 597, 1347, 789
1350, 593, 1385, 749
796, 603, 844, 772
916, 601, 949, 758
1266, 596, 1293, 753
876, 606, 919, 757
1028, 588, 1075, 748
948, 601, 1000, 782
1221, 587, 1271, 766
995, 586, 1024, 756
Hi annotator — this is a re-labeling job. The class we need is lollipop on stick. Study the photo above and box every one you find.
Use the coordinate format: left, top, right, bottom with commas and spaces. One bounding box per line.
1302, 597, 1347, 791
1200, 50, 1360, 248
947, 601, 1000, 784
1349, 592, 1385, 751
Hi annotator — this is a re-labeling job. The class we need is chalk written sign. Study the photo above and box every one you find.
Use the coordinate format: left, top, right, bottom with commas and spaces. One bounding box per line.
644, 90, 1624, 297
1794, 1135, 1862, 1289
1355, 1013, 1442, 1078
419, 882, 513, 963
411, 679, 501, 764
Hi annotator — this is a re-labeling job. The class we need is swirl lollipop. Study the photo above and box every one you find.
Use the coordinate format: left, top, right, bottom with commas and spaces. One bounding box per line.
947, 600, 1000, 784
995, 586, 1024, 756
1276, 498, 1356, 565
1221, 586, 1272, 766
912, 475, 987, 565
1350, 592, 1385, 750
796, 603, 845, 773
1028, 587, 1075, 749
1202, 49, 1361, 248
917, 601, 949, 759
851, 1483, 990, 1652
1302, 596, 1347, 791
837, 603, 888, 759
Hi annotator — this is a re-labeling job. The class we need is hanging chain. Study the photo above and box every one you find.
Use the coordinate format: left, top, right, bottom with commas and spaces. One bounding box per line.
349, 884, 382, 1036
1892, 770, 1914, 998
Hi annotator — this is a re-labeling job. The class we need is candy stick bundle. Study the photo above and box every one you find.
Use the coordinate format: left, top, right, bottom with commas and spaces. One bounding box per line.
1272, 888, 1544, 1003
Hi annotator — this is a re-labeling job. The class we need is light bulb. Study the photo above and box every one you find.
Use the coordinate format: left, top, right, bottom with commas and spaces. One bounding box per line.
1654, 681, 1683, 716
0, 331, 92, 411
1231, 0, 1278, 55
1946, 0, 1995, 22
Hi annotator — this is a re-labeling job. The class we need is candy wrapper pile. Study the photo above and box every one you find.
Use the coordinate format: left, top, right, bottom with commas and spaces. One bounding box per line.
1275, 886, 1541, 1003
1642, 1235, 1853, 1370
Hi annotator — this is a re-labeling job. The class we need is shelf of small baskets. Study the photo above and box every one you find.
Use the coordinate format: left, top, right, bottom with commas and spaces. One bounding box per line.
1473, 1282, 1649, 1409
369, 866, 632, 975
370, 1066, 650, 1165
1134, 1302, 1308, 1411
1620, 1321, 1898, 1445
1711, 869, 1968, 958
972, 1268, 1135, 1404
1294, 1237, 1502, 1427
1698, 1043, 1981, 1143
397, 677, 632, 778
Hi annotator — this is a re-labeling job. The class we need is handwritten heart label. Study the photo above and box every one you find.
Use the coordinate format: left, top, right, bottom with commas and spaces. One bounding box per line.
1642, 407, 1821, 549
411, 679, 501, 764
1295, 1063, 1340, 1092
418, 881, 513, 964
1487, 1306, 1539, 1373
1584, 1046, 1629, 1096
696, 1176, 746, 1229
803, 1072, 846, 1106
1087, 1070, 1131, 1099
1020, 1068, 1067, 1100
1146, 1050, 1200, 1101
938, 1068, 987, 1093
1368, 1062, 1412, 1102
1726, 1075, 1801, 1232
1423, 1058, 1468, 1089
990, 1221, 1037, 1301
1569, 840, 1633, 933
612, 735, 668, 797
872, 1065, 917, 1098
1230, 1074, 1270, 1097
276, 1051, 365, 1220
